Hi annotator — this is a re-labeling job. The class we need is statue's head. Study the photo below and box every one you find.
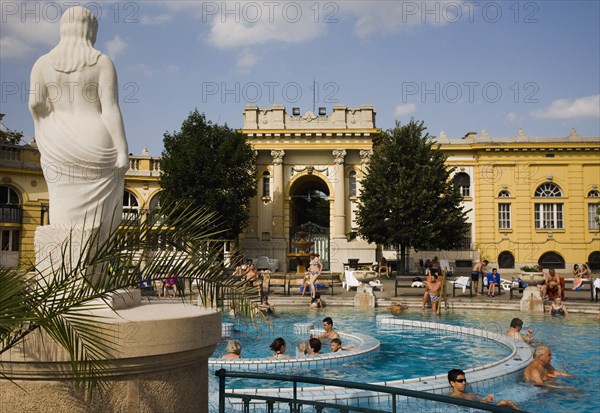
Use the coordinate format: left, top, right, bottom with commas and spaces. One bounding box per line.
59, 6, 98, 45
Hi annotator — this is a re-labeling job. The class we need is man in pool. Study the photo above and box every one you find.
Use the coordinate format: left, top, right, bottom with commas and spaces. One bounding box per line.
524, 345, 572, 388
318, 317, 340, 340
447, 369, 520, 409
505, 318, 534, 343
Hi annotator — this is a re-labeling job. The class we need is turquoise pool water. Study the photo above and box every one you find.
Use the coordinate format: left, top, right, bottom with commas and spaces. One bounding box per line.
213, 308, 600, 413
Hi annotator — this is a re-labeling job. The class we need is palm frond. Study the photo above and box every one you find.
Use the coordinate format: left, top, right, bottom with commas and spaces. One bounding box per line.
1, 200, 261, 398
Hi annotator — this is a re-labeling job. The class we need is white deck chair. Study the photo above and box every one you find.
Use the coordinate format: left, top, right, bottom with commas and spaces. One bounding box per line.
450, 276, 470, 293
500, 278, 513, 291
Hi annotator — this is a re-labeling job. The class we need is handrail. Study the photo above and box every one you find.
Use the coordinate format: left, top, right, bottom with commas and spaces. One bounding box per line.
215, 369, 526, 413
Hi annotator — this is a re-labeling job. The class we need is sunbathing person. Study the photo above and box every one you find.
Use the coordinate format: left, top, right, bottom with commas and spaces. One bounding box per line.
505, 318, 533, 343
524, 345, 572, 388
539, 269, 561, 300
447, 369, 520, 410
269, 337, 292, 359
572, 264, 583, 291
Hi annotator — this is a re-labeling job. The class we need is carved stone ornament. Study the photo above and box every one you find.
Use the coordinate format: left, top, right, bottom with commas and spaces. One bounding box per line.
332, 149, 347, 165
271, 149, 285, 165
359, 149, 373, 164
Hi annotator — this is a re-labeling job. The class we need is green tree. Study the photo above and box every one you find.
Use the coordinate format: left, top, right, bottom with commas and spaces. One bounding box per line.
0, 129, 24, 145
355, 119, 469, 273
160, 110, 257, 240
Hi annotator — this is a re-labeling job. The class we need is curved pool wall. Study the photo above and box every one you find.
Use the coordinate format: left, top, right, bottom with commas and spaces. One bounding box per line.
224, 318, 533, 410
209, 329, 380, 372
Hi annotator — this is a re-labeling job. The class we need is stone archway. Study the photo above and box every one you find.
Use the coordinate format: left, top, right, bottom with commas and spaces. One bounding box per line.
289, 175, 330, 270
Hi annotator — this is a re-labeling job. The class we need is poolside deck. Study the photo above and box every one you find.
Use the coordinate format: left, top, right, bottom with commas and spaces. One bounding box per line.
264, 276, 600, 314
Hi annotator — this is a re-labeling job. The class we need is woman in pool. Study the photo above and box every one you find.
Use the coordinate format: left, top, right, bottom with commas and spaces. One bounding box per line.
550, 297, 568, 316
269, 337, 291, 358
220, 339, 242, 359
300, 337, 322, 356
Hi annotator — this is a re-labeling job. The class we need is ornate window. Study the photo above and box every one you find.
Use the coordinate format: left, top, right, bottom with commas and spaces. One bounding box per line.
498, 251, 515, 269
122, 190, 140, 225
498, 203, 511, 229
262, 171, 271, 198
588, 190, 599, 230
349, 170, 357, 197
0, 185, 21, 223
534, 183, 563, 229
498, 190, 510, 198
453, 172, 470, 197
149, 192, 164, 225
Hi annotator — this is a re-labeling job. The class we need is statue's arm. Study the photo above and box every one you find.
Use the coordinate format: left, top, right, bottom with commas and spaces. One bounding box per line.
98, 55, 129, 169
28, 59, 49, 126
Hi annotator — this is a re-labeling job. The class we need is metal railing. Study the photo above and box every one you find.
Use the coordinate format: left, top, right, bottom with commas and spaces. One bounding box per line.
0, 205, 22, 223
215, 369, 526, 413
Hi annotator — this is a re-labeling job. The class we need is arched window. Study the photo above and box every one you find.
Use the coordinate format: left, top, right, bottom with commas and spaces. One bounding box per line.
498, 190, 510, 198
349, 170, 357, 197
534, 183, 563, 229
588, 251, 600, 270
0, 185, 21, 223
0, 185, 21, 265
498, 251, 515, 269
588, 190, 600, 230
535, 183, 562, 197
453, 172, 470, 197
122, 190, 140, 225
262, 171, 271, 198
149, 192, 164, 225
538, 251, 565, 269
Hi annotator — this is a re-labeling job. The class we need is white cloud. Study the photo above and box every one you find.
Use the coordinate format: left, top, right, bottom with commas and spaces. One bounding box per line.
0, 17, 57, 59
341, 0, 463, 38
505, 112, 517, 123
140, 14, 173, 25
236, 50, 260, 71
394, 103, 416, 117
129, 63, 155, 77
105, 35, 127, 60
531, 95, 600, 120
201, 2, 326, 49
166, 65, 180, 74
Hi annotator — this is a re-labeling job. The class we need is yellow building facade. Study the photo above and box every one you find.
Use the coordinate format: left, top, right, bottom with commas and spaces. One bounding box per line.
1, 107, 599, 276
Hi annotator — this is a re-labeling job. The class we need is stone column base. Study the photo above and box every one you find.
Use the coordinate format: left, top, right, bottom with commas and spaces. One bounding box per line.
0, 302, 221, 413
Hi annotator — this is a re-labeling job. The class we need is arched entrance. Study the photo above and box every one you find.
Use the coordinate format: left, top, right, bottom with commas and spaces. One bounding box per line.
289, 176, 330, 270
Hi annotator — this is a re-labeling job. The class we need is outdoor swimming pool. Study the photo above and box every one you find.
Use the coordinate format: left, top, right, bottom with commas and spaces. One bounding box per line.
211, 307, 600, 413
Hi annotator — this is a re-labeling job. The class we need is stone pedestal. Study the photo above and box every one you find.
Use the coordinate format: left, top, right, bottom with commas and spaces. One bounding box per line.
0, 302, 221, 413
354, 284, 377, 308
520, 286, 545, 313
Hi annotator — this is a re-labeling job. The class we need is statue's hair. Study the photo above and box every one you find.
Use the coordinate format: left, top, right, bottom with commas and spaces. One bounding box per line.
50, 6, 101, 73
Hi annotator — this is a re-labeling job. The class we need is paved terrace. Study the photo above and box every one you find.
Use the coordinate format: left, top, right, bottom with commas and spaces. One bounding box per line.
259, 275, 600, 314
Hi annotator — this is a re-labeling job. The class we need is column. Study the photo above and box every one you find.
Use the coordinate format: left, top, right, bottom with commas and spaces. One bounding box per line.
270, 149, 285, 239
332, 149, 347, 239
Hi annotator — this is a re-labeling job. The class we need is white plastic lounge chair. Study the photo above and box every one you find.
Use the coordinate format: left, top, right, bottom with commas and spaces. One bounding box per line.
450, 276, 470, 293
500, 278, 513, 291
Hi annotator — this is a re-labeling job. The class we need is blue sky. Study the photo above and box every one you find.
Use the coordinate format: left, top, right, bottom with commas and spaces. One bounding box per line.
1, 1, 599, 156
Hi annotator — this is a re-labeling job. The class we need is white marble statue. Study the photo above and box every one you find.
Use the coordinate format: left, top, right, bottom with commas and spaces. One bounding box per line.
29, 6, 128, 232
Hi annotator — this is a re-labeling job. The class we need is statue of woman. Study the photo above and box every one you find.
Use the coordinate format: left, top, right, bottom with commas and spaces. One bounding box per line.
29, 6, 128, 232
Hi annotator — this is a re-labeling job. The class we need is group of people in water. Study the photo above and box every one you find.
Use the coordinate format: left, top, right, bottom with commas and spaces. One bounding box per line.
220, 312, 574, 411
220, 317, 355, 360
447, 317, 572, 410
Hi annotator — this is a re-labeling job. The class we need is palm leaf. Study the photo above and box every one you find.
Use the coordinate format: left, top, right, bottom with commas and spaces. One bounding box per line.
1, 200, 262, 398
